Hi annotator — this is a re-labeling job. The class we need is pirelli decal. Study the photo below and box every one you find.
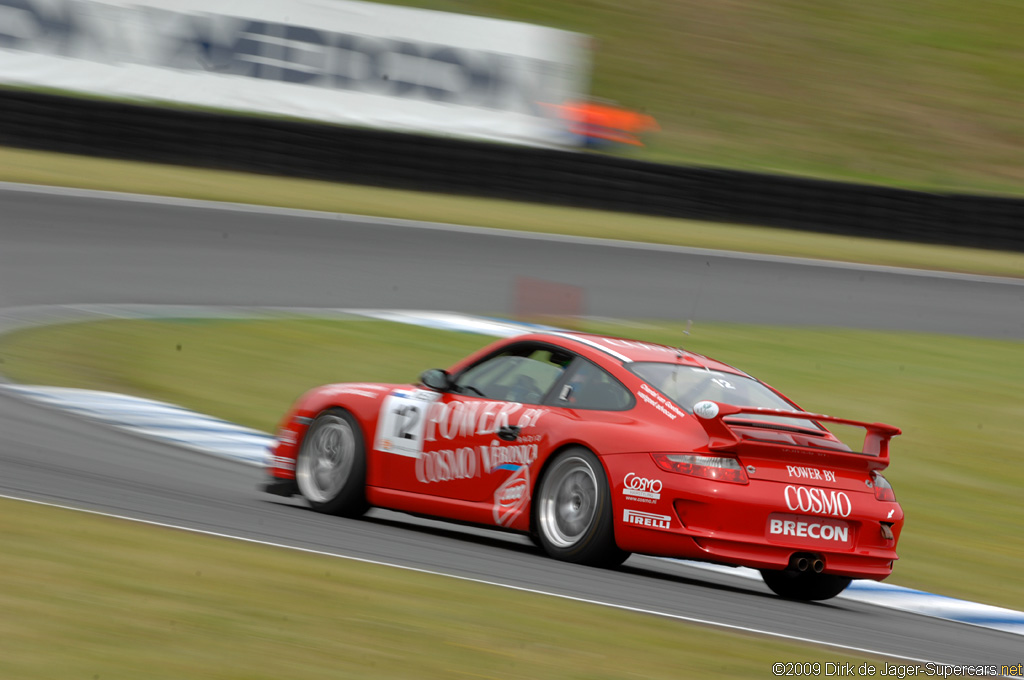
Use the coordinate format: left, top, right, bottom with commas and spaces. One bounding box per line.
623, 509, 672, 530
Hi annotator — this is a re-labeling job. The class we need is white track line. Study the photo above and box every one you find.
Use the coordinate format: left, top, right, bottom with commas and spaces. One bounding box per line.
0, 491, 965, 669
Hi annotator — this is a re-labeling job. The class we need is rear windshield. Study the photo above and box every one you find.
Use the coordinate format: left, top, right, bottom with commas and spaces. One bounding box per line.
627, 362, 823, 432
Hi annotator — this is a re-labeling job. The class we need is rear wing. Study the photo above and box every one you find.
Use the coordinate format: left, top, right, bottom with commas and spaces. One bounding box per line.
692, 400, 901, 460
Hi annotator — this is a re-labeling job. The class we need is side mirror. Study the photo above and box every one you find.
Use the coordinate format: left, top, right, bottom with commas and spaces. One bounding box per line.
420, 368, 453, 392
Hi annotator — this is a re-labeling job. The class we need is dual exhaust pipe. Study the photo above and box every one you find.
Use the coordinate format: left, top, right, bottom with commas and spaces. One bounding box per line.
791, 553, 825, 573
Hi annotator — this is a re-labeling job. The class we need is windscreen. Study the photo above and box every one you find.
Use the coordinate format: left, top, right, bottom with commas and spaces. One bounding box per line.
627, 362, 824, 432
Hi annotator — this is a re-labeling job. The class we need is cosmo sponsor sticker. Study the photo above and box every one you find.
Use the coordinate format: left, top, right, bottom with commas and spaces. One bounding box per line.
784, 485, 852, 518
416, 447, 479, 483
766, 513, 852, 548
623, 509, 672, 530
622, 472, 662, 503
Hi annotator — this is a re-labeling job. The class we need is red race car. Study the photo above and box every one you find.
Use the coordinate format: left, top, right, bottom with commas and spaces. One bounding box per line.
263, 330, 903, 600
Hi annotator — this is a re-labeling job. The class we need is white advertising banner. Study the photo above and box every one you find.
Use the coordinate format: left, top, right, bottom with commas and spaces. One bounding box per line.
0, 0, 590, 146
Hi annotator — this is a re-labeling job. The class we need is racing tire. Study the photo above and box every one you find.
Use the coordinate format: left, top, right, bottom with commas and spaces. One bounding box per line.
759, 568, 852, 601
534, 447, 629, 567
295, 408, 369, 517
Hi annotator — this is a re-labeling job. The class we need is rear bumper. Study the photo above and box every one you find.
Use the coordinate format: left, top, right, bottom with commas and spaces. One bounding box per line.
687, 536, 896, 578
605, 454, 902, 579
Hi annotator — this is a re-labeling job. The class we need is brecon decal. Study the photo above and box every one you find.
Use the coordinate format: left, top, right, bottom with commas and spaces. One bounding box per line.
768, 518, 850, 544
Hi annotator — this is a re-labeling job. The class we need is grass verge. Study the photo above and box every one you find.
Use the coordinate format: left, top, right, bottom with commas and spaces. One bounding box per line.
4, 146, 1024, 279
0, 497, 887, 679
1, 317, 1021, 612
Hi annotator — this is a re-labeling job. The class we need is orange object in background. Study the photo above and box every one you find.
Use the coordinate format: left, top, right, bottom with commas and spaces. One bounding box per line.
550, 98, 660, 147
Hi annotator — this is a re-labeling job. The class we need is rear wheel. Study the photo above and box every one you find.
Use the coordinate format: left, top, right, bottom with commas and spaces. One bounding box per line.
759, 568, 852, 601
534, 448, 629, 567
295, 409, 368, 517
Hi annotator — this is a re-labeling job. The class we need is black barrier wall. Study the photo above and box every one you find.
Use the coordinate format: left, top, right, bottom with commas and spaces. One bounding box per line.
1, 89, 1021, 252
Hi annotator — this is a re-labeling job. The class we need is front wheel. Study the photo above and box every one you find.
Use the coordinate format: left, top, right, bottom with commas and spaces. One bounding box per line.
759, 568, 852, 601
295, 409, 368, 517
534, 448, 629, 567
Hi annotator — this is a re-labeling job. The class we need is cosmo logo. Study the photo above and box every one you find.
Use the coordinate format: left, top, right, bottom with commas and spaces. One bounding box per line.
622, 472, 662, 502
784, 485, 852, 518
623, 509, 671, 530
416, 447, 478, 483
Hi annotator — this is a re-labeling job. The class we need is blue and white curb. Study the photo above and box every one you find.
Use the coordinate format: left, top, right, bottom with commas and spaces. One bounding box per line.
1, 385, 273, 467
669, 560, 1024, 636
0, 310, 543, 464
2, 306, 1022, 640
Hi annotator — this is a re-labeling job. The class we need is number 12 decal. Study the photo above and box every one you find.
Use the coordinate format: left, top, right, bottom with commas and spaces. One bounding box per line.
374, 390, 440, 457
393, 404, 421, 440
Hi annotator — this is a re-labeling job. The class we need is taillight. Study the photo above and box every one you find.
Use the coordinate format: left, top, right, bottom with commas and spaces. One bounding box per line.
872, 472, 896, 501
652, 453, 749, 484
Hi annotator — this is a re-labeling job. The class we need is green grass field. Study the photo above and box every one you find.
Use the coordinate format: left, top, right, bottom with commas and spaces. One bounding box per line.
385, 0, 1024, 196
2, 317, 1022, 616
0, 497, 886, 680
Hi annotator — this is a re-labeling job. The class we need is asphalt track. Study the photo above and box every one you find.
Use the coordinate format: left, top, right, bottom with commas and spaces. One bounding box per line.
1, 183, 1022, 667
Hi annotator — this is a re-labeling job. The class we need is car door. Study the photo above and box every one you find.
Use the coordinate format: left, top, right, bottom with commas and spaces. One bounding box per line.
373, 343, 570, 518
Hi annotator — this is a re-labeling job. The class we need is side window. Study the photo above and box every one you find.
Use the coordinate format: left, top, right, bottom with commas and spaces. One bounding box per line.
454, 345, 571, 404
552, 359, 634, 411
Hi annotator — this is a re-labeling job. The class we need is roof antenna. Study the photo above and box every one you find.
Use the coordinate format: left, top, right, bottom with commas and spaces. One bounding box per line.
674, 319, 693, 360
683, 260, 710, 338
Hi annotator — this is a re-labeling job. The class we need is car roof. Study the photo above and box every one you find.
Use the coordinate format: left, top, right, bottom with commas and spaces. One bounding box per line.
531, 330, 751, 376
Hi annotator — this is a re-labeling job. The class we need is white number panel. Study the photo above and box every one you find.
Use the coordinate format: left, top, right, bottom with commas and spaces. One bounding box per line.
374, 389, 442, 457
